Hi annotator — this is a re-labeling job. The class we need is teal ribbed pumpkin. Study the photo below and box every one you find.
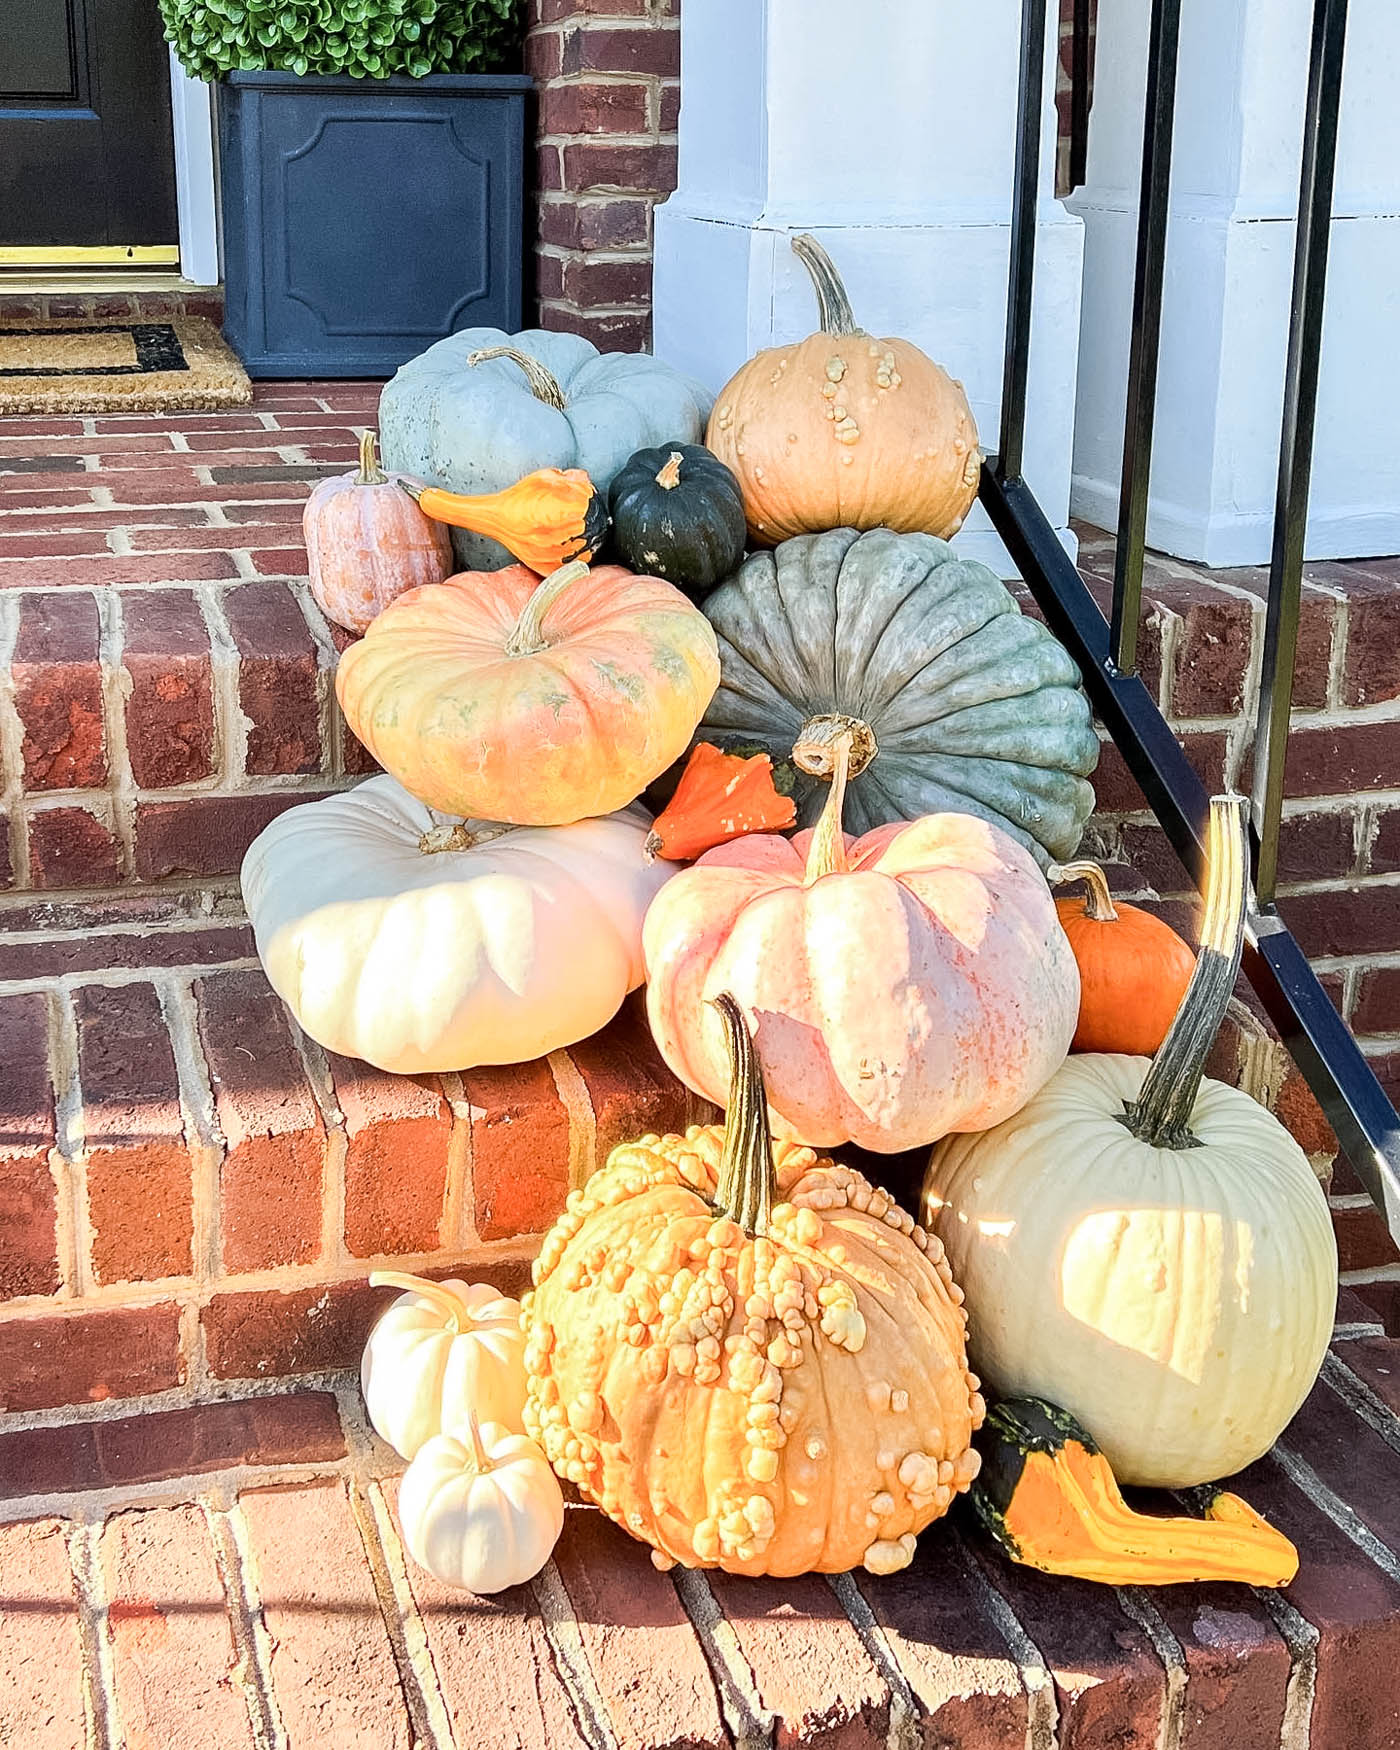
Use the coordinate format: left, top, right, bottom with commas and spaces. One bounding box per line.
690, 527, 1099, 864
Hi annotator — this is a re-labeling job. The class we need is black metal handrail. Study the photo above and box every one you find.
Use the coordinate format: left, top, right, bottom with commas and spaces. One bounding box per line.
988, 0, 1400, 1236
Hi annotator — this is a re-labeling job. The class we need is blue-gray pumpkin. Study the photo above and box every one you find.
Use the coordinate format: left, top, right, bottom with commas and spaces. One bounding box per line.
378, 329, 713, 571
692, 527, 1099, 864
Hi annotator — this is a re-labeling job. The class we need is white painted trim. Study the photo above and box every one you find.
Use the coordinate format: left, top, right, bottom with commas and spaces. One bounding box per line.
168, 49, 220, 287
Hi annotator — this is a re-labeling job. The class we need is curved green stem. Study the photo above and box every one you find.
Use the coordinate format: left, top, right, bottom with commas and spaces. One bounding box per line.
791, 234, 860, 337
504, 561, 589, 657
710, 994, 775, 1238
1120, 795, 1249, 1148
466, 345, 568, 411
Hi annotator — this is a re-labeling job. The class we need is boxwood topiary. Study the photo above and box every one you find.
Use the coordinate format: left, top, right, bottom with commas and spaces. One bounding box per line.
160, 0, 523, 83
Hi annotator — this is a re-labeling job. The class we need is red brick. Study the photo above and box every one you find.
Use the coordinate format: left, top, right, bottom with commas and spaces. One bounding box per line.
1212, 565, 1337, 711
0, 552, 239, 587
1122, 807, 1354, 888
0, 922, 252, 984
121, 589, 217, 786
133, 790, 335, 880
1273, 1061, 1340, 1162
102, 1503, 254, 1750
75, 981, 192, 1284
245, 546, 311, 577
329, 1058, 451, 1258
709, 1569, 891, 1748
1367, 1046, 1400, 1111
536, 0, 677, 17
120, 523, 252, 551
540, 304, 651, 351
464, 1056, 571, 1241
537, 142, 564, 190
567, 995, 705, 1170
0, 991, 58, 1299
537, 250, 567, 301
1117, 820, 1192, 895
385, 1475, 592, 1749
0, 433, 165, 458
1279, 883, 1400, 959
1160, 576, 1255, 718
659, 79, 680, 132
563, 254, 654, 307
1334, 1335, 1400, 1414
12, 591, 106, 788
541, 79, 651, 136
240, 1479, 413, 1749
0, 1392, 345, 1499
553, 1508, 728, 1750
1149, 1583, 1290, 1750
0, 1519, 87, 1750
525, 26, 564, 80
28, 803, 122, 888
562, 140, 678, 194
0, 1300, 183, 1411
540, 194, 652, 250
1333, 1203, 1400, 1273
1248, 720, 1400, 801
562, 23, 680, 75
1091, 730, 1231, 814
1334, 1282, 1386, 1331
0, 506, 207, 536
1340, 570, 1400, 706
1367, 807, 1400, 874
197, 970, 325, 1271
222, 581, 322, 775
0, 528, 112, 559
1353, 966, 1400, 1036
1277, 1381, 1400, 1560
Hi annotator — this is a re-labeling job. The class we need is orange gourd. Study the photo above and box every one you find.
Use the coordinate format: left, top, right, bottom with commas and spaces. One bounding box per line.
645, 743, 797, 861
521, 994, 984, 1577
706, 234, 982, 545
303, 430, 453, 633
403, 467, 610, 575
1050, 859, 1196, 1055
336, 559, 719, 826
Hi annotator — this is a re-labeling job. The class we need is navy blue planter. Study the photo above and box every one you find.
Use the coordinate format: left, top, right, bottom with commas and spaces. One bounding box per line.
217, 71, 531, 379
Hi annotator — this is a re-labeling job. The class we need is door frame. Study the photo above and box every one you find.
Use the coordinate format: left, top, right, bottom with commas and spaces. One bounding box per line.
169, 49, 220, 285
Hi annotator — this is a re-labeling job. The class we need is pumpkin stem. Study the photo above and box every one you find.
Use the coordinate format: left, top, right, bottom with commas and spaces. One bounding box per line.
710, 993, 776, 1237
793, 715, 876, 881
1048, 859, 1120, 922
357, 429, 388, 485
463, 1405, 494, 1475
1120, 795, 1249, 1149
504, 560, 589, 657
466, 345, 568, 412
791, 234, 860, 338
417, 820, 517, 855
369, 1270, 461, 1333
655, 450, 685, 491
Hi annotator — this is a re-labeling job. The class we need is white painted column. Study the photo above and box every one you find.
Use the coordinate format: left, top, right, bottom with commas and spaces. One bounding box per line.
1069, 0, 1400, 566
651, 0, 1083, 576
168, 49, 221, 288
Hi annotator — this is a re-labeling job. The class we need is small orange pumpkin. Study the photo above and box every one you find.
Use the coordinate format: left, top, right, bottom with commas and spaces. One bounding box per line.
1050, 859, 1196, 1055
645, 743, 797, 862
303, 430, 453, 633
403, 467, 610, 575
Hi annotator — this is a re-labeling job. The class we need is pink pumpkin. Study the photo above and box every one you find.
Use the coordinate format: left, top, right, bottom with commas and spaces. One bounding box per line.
643, 717, 1079, 1152
304, 430, 453, 633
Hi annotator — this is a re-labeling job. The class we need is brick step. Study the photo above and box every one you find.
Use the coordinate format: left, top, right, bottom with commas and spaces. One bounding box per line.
6, 1343, 1400, 1748
0, 286, 224, 324
0, 382, 381, 892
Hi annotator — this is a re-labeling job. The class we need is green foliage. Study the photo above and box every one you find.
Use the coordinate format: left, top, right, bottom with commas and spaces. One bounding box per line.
159, 0, 523, 82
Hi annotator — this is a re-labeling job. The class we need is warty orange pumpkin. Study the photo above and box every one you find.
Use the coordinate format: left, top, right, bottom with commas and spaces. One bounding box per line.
335, 558, 720, 825
706, 234, 981, 545
521, 994, 984, 1576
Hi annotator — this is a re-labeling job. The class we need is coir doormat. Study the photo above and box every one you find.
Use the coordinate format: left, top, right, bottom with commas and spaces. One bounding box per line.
0, 316, 252, 415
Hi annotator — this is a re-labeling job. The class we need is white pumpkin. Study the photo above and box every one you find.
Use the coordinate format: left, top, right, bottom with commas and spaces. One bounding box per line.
240, 774, 672, 1073
399, 1419, 564, 1594
361, 1273, 527, 1461
921, 797, 1338, 1488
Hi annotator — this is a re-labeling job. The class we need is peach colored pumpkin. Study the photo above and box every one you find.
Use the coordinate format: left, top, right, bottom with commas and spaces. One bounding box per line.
304, 430, 453, 633
336, 558, 720, 826
643, 716, 1080, 1152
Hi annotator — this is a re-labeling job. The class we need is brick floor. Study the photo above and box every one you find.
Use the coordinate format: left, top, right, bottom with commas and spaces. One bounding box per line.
0, 1335, 1397, 1750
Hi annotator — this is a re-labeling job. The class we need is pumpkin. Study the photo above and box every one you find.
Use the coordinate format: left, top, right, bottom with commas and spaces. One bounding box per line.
361, 1272, 528, 1460
644, 717, 1079, 1152
606, 444, 747, 599
679, 527, 1099, 866
644, 743, 797, 862
303, 429, 452, 633
379, 328, 712, 571
922, 796, 1338, 1487
336, 558, 719, 827
240, 775, 671, 1073
521, 994, 984, 1576
970, 1397, 1298, 1588
1050, 858, 1196, 1054
398, 1415, 564, 1594
706, 234, 981, 545
402, 467, 610, 575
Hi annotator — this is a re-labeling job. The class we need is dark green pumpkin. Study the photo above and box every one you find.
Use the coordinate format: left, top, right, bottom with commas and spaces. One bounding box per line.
607, 443, 747, 600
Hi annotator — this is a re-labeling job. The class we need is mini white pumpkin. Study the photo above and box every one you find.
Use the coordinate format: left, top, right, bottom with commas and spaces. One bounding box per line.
240, 774, 673, 1073
921, 797, 1338, 1488
399, 1417, 565, 1594
361, 1273, 527, 1460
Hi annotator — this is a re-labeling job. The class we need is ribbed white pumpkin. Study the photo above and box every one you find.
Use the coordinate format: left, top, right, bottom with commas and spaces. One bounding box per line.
921, 797, 1338, 1488
240, 775, 671, 1073
361, 1274, 527, 1461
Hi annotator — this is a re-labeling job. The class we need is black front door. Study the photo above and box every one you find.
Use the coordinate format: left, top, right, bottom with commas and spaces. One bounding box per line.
0, 0, 179, 250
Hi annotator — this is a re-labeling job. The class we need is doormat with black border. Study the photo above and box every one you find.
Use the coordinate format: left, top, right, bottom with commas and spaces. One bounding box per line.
0, 316, 251, 415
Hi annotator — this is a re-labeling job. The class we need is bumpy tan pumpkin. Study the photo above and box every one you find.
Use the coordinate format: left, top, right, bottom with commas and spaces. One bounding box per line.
522, 996, 984, 1577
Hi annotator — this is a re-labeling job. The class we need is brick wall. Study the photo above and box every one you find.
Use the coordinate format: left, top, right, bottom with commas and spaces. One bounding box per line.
526, 0, 680, 350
